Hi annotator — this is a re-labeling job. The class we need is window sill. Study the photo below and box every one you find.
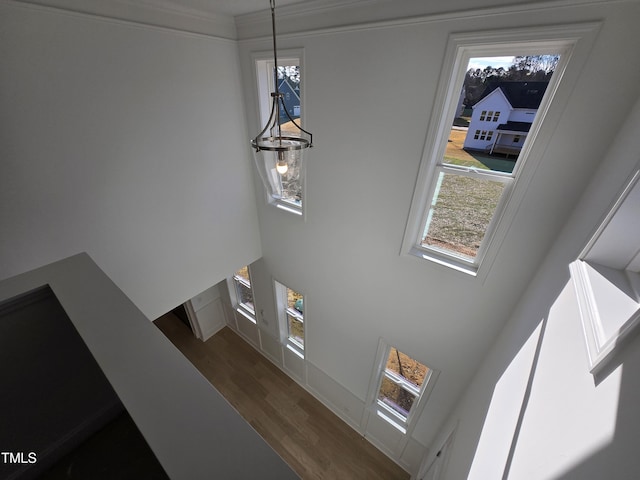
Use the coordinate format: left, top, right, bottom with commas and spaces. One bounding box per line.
274, 201, 302, 216
236, 307, 257, 324
570, 169, 640, 375
286, 342, 304, 359
372, 403, 407, 434
570, 259, 640, 374
408, 246, 478, 277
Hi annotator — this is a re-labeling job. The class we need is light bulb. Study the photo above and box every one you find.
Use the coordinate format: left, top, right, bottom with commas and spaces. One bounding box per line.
276, 161, 288, 174
276, 152, 288, 174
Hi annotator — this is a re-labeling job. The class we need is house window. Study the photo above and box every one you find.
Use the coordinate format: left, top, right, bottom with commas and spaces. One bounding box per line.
370, 342, 436, 432
274, 281, 305, 356
477, 130, 493, 141
418, 47, 562, 268
255, 51, 305, 215
400, 24, 592, 276
231, 266, 256, 322
474, 130, 494, 141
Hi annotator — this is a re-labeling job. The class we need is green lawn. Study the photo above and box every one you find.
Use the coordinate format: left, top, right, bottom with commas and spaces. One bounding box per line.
444, 129, 515, 173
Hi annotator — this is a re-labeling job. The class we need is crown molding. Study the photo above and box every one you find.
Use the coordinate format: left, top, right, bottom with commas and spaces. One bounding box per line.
9, 0, 238, 39
6, 0, 631, 42
234, 0, 623, 41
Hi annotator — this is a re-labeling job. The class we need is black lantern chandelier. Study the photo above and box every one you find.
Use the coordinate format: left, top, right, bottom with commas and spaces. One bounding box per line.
251, 0, 313, 201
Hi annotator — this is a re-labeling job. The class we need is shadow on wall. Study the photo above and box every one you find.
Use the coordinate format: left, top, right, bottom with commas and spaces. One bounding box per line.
417, 265, 569, 479
425, 86, 640, 480
551, 349, 640, 480
431, 263, 640, 480
463, 273, 566, 480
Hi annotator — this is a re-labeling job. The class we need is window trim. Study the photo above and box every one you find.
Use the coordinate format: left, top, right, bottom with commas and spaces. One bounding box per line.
285, 306, 304, 351
229, 266, 257, 324
401, 23, 600, 278
366, 339, 438, 436
570, 168, 640, 375
253, 48, 307, 217
273, 280, 305, 357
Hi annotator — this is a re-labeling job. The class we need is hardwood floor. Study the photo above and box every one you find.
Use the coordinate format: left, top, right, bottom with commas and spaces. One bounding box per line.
154, 313, 410, 480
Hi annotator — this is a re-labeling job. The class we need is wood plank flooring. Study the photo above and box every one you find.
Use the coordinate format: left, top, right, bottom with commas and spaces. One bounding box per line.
154, 313, 409, 480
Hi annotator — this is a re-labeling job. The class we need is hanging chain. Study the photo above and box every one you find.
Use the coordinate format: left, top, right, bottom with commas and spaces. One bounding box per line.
271, 0, 279, 96
270, 0, 282, 143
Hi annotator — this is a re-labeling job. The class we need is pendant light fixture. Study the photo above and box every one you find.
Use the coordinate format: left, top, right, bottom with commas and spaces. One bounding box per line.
251, 0, 313, 202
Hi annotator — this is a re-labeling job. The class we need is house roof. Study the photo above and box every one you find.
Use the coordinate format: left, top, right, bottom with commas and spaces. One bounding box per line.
496, 121, 533, 133
479, 81, 549, 109
277, 77, 300, 99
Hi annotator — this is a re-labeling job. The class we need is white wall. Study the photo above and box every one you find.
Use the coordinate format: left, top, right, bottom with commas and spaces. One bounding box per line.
510, 108, 537, 123
0, 2, 262, 320
237, 0, 640, 470
430, 93, 640, 480
4, 0, 640, 475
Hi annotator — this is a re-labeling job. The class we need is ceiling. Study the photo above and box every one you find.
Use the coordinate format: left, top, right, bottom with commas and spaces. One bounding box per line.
15, 0, 363, 39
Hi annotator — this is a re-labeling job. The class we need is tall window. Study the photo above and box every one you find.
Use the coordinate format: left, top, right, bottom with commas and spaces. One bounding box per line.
274, 281, 305, 356
255, 51, 305, 215
231, 266, 256, 323
370, 342, 435, 433
418, 52, 561, 267
401, 25, 591, 276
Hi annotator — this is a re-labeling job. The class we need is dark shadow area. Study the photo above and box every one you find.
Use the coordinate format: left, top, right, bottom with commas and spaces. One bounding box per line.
453, 117, 470, 127
171, 302, 192, 332
0, 286, 168, 480
40, 411, 169, 480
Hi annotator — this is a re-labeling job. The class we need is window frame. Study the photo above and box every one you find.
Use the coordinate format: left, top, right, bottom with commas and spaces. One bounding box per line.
366, 339, 438, 435
229, 266, 256, 324
401, 24, 597, 277
253, 48, 306, 217
274, 280, 305, 358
